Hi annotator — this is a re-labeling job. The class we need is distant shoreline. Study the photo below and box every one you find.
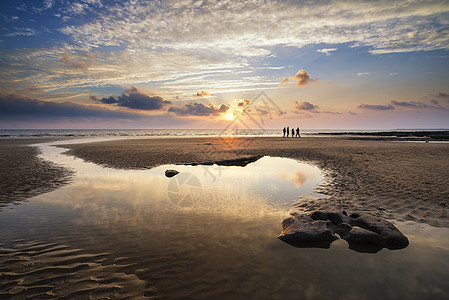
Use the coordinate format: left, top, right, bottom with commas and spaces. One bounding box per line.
1, 128, 448, 141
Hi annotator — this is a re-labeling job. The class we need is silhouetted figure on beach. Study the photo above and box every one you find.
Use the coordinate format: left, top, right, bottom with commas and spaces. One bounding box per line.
283, 127, 286, 137
286, 126, 289, 137
291, 128, 294, 137
296, 127, 300, 137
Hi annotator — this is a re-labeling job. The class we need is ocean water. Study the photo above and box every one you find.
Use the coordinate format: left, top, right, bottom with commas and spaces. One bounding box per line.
1, 128, 445, 138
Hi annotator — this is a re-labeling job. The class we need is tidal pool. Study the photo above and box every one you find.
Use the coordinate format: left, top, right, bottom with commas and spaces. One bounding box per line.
1, 139, 448, 299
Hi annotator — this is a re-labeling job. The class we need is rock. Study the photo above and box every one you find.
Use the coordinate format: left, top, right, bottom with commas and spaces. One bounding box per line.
187, 155, 263, 167
279, 210, 409, 252
165, 169, 179, 178
278, 214, 338, 249
347, 213, 409, 249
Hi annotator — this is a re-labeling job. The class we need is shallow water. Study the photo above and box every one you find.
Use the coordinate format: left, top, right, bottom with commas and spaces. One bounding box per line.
1, 139, 449, 299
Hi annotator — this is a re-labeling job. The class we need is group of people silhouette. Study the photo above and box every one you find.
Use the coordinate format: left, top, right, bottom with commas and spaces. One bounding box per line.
283, 126, 300, 138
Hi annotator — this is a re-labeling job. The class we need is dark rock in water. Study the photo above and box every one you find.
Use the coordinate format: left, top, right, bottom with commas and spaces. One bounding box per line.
187, 155, 263, 167
165, 169, 179, 178
279, 210, 409, 253
279, 214, 338, 249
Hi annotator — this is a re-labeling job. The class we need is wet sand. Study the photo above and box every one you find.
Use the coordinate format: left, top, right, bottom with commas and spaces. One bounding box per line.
60, 136, 449, 227
1, 136, 449, 299
0, 139, 72, 209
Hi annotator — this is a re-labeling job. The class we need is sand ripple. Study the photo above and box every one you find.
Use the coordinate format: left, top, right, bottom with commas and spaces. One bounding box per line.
0, 240, 154, 299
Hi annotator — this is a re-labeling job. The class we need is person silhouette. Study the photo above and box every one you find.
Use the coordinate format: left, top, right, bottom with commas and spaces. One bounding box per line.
286, 126, 289, 137
296, 127, 300, 137
283, 127, 286, 137
291, 128, 294, 137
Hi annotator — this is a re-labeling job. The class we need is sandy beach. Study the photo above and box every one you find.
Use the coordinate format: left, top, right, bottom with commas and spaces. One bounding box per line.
2, 136, 448, 227
0, 138, 72, 209
1, 135, 449, 299
57, 136, 449, 227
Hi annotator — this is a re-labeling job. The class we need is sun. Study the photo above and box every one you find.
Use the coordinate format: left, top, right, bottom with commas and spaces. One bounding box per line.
225, 111, 234, 120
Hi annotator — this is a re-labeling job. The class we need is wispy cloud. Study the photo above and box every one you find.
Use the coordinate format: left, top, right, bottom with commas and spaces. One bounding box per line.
391, 100, 430, 109
317, 48, 337, 55
434, 92, 449, 98
358, 103, 395, 110
59, 1, 449, 55
357, 72, 371, 77
2, 0, 449, 99
391, 100, 446, 110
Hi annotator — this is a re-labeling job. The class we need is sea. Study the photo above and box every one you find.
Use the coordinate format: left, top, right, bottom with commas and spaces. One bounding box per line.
0, 128, 445, 138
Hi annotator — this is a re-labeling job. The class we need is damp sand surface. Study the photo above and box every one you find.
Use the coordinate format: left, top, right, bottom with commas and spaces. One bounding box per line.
1, 136, 449, 299
0, 138, 72, 209
62, 136, 449, 226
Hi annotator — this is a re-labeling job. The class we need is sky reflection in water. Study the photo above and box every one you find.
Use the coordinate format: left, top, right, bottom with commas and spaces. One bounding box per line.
0, 139, 448, 299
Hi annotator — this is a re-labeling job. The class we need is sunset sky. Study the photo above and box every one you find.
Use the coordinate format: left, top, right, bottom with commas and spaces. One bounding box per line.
1, 0, 449, 129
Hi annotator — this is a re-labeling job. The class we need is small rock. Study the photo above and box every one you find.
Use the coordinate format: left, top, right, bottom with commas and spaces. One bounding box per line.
165, 169, 179, 178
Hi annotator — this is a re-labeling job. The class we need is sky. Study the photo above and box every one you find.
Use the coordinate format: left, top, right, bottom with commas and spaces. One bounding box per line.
1, 0, 449, 129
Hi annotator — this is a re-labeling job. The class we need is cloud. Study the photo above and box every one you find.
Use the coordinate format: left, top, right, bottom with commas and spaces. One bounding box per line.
196, 90, 212, 97
237, 99, 250, 107
2, 0, 449, 100
294, 101, 319, 111
317, 48, 337, 55
60, 53, 87, 69
293, 70, 312, 86
281, 70, 314, 86
358, 103, 395, 110
280, 77, 289, 84
0, 91, 143, 120
168, 102, 230, 116
430, 99, 439, 105
391, 100, 430, 109
59, 1, 449, 56
435, 92, 449, 98
92, 86, 170, 110
357, 72, 371, 77
256, 108, 269, 115
391, 100, 446, 110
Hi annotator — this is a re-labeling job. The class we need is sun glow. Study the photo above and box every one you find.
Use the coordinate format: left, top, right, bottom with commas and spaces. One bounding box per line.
225, 111, 235, 120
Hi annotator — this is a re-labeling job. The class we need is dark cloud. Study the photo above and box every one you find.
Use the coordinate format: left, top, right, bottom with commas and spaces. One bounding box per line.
391, 100, 430, 109
0, 91, 143, 120
430, 99, 439, 105
391, 100, 447, 110
90, 95, 117, 104
358, 103, 395, 110
92, 86, 170, 110
436, 92, 449, 98
256, 108, 269, 115
294, 101, 319, 111
196, 90, 211, 97
168, 102, 229, 116
237, 99, 250, 107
